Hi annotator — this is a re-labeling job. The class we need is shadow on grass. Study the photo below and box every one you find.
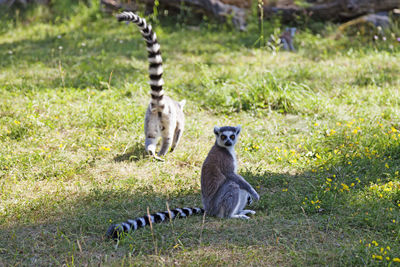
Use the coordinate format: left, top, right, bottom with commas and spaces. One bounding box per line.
0, 172, 299, 266
1, 136, 400, 265
113, 141, 147, 162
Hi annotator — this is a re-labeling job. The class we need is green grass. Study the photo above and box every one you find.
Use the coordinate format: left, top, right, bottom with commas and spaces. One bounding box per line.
1, 2, 400, 266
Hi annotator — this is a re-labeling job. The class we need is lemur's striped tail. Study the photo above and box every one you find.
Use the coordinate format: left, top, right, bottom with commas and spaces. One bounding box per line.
117, 11, 164, 107
106, 207, 204, 239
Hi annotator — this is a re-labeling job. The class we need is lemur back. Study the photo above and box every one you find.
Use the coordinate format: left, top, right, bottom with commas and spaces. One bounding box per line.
201, 126, 260, 219
117, 12, 185, 159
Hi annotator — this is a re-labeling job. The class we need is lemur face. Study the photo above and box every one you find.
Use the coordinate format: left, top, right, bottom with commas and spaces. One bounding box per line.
214, 125, 241, 148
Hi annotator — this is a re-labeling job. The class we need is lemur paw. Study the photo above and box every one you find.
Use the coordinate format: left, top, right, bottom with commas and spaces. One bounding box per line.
240, 210, 256, 216
253, 192, 260, 201
231, 214, 250, 219
153, 155, 165, 162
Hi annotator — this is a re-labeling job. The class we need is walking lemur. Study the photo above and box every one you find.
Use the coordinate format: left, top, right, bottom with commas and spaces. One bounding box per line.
117, 11, 186, 159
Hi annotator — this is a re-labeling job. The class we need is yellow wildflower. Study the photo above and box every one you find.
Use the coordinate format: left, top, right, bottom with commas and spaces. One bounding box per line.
341, 183, 349, 191
393, 258, 400, 262
327, 129, 336, 136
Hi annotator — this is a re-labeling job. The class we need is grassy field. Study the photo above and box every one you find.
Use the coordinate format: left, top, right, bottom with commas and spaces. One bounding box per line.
1, 2, 400, 266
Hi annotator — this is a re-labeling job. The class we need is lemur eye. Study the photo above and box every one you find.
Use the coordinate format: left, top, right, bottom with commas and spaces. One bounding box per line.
220, 135, 227, 140
230, 135, 235, 140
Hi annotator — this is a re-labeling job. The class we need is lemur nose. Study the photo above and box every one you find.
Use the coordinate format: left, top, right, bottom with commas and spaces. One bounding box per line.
225, 141, 232, 146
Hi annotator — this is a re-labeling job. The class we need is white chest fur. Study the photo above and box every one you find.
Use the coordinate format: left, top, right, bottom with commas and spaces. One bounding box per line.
226, 146, 237, 173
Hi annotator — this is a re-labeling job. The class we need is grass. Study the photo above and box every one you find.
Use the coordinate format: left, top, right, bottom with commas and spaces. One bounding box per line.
1, 2, 400, 266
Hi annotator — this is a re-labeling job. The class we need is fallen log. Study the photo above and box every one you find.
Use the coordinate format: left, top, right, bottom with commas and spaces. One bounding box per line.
100, 0, 247, 30
263, 0, 400, 22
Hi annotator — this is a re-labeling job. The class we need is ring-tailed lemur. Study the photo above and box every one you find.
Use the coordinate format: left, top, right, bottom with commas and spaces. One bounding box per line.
201, 125, 260, 219
106, 207, 204, 239
117, 12, 186, 159
106, 126, 260, 239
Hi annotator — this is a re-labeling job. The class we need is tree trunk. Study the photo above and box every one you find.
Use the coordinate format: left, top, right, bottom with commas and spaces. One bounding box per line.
264, 0, 400, 21
100, 0, 247, 30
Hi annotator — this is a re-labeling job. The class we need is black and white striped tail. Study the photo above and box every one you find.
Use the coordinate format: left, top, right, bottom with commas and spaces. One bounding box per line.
106, 207, 204, 239
117, 11, 165, 108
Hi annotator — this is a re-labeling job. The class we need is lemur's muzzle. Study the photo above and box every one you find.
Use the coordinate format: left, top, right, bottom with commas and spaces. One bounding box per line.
225, 141, 232, 146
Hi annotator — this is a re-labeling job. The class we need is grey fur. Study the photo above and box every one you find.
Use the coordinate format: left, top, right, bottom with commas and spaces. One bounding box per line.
201, 125, 260, 219
280, 27, 296, 51
117, 12, 185, 158
144, 97, 185, 158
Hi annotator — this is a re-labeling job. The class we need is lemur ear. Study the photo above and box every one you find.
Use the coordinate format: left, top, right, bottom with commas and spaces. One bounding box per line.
179, 99, 186, 108
236, 125, 242, 134
214, 126, 220, 136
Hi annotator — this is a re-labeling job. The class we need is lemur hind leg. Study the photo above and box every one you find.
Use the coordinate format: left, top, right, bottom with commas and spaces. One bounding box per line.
170, 100, 185, 152
158, 116, 176, 156
170, 128, 183, 152
213, 182, 252, 219
231, 189, 255, 219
